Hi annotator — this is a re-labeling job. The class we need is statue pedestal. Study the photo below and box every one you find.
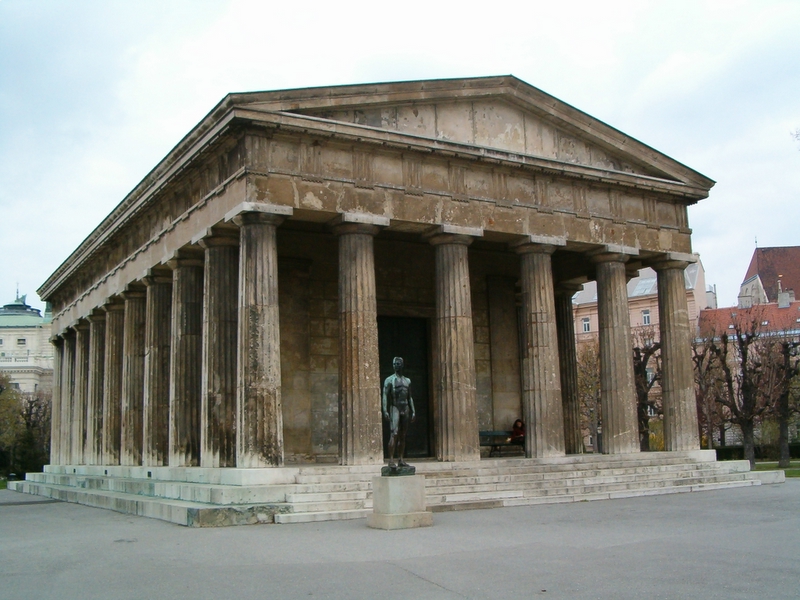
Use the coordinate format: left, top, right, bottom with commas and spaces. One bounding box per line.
367, 474, 433, 530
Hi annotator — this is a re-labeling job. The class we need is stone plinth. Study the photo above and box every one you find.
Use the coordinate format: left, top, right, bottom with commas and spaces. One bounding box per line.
367, 474, 432, 530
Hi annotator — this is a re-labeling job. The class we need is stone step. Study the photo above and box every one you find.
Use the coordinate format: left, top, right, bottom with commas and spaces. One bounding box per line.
423, 468, 738, 491
9, 480, 292, 526
285, 491, 368, 503
425, 472, 758, 504
289, 499, 370, 513
274, 508, 371, 524
428, 478, 761, 512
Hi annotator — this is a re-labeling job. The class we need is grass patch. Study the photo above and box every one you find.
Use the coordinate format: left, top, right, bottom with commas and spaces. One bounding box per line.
0, 479, 6, 490
754, 461, 800, 477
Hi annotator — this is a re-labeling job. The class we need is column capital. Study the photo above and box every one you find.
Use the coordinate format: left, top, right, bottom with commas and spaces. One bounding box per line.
425, 224, 483, 247
225, 201, 293, 225
651, 252, 695, 272
142, 267, 173, 286
165, 247, 204, 270
588, 244, 639, 265
510, 234, 566, 255
555, 281, 584, 296
73, 320, 90, 332
329, 212, 389, 237
102, 298, 126, 313
194, 225, 239, 249
121, 286, 147, 300
86, 309, 106, 323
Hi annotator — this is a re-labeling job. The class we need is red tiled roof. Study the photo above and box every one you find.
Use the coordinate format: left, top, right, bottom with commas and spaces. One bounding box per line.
699, 301, 800, 337
742, 246, 800, 301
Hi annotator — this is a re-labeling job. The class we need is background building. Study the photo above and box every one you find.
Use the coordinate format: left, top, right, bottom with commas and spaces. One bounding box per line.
0, 294, 53, 393
574, 260, 713, 346
738, 246, 800, 309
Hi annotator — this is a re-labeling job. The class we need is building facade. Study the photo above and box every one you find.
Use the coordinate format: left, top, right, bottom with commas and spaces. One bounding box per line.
574, 261, 712, 346
40, 76, 713, 471
0, 295, 53, 393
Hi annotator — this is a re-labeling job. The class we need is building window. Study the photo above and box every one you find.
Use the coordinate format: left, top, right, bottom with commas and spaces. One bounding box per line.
582, 318, 591, 333
761, 320, 769, 326
0, 338, 3, 346
16, 338, 26, 346
646, 367, 656, 384
642, 309, 651, 326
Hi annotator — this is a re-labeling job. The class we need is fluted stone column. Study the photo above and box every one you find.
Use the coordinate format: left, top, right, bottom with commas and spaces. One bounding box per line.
102, 301, 125, 465
121, 288, 146, 466
142, 274, 172, 467
50, 336, 63, 465
592, 252, 639, 454
71, 322, 90, 465
333, 214, 387, 466
200, 228, 239, 468
514, 241, 565, 458
168, 250, 204, 467
429, 228, 481, 462
60, 329, 76, 464
655, 258, 700, 451
85, 313, 105, 465
234, 210, 288, 468
555, 283, 583, 454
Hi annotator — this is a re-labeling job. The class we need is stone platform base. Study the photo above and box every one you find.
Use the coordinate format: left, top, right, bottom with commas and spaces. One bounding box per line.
6, 451, 783, 527
367, 474, 433, 530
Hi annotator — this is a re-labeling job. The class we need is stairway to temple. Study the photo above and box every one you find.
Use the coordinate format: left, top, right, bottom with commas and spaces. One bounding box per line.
7, 451, 783, 527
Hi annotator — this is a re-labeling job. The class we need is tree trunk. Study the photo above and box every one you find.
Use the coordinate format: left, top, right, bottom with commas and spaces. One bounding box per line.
705, 398, 714, 450
638, 401, 650, 452
778, 391, 791, 468
741, 420, 756, 469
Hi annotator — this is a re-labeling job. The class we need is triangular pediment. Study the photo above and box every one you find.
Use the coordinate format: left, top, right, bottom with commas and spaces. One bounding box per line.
230, 76, 713, 189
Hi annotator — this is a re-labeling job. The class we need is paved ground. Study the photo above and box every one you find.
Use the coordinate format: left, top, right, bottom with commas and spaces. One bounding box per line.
1, 481, 798, 599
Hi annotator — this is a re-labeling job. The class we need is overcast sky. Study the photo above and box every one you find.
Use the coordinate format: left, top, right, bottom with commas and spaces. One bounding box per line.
1, 0, 798, 312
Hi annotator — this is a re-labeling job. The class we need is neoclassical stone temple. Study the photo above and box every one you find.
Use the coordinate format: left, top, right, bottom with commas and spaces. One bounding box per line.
42, 76, 712, 473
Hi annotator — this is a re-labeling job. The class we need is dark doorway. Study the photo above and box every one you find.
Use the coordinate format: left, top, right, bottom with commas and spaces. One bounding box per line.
377, 316, 431, 458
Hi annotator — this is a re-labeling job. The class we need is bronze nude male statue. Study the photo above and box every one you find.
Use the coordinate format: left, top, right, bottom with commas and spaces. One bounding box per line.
382, 356, 416, 468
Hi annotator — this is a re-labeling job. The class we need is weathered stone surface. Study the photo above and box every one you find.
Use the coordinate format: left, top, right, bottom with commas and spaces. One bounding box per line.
120, 289, 146, 466
592, 252, 639, 454
655, 260, 700, 451
487, 276, 522, 430
515, 242, 565, 458
142, 275, 172, 467
168, 252, 203, 467
429, 231, 480, 462
49, 337, 63, 465
199, 229, 239, 468
102, 301, 125, 465
333, 217, 385, 466
60, 330, 76, 464
85, 313, 105, 465
71, 322, 90, 465
234, 211, 285, 468
555, 284, 583, 455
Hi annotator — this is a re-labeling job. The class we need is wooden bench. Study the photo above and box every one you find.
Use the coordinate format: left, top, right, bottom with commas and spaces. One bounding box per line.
479, 430, 524, 457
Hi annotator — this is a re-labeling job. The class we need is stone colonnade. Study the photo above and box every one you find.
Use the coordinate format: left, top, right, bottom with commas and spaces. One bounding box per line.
49, 207, 699, 469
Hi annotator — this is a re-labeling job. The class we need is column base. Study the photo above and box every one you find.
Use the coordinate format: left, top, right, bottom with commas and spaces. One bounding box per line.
367, 474, 433, 530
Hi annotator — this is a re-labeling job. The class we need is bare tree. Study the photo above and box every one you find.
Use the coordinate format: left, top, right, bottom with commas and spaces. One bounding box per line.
707, 312, 773, 468
632, 327, 661, 451
577, 341, 601, 453
769, 339, 800, 468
